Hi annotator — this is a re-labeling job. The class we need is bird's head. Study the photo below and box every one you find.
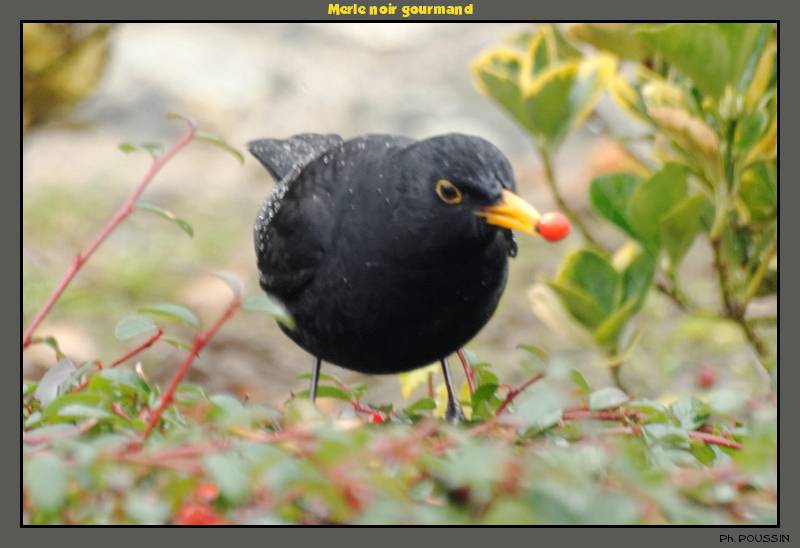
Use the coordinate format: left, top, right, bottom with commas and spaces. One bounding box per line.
400, 134, 570, 253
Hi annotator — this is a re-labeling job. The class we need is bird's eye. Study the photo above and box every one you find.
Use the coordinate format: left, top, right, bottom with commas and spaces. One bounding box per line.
435, 179, 462, 205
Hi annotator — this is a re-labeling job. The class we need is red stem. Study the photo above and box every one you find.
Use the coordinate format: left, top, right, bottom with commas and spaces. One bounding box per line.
106, 328, 164, 369
688, 431, 743, 450
495, 372, 546, 415
140, 294, 240, 441
22, 122, 197, 348
456, 349, 475, 395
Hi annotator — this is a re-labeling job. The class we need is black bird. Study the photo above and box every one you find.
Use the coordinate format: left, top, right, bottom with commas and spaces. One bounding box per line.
249, 133, 568, 422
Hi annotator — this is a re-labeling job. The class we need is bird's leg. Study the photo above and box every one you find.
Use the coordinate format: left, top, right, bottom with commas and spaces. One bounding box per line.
440, 357, 466, 424
309, 357, 321, 403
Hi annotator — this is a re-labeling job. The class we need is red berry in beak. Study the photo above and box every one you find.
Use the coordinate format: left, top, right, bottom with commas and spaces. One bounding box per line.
536, 212, 571, 242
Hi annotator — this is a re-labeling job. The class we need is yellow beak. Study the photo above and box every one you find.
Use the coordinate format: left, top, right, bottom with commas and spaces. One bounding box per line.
475, 189, 542, 236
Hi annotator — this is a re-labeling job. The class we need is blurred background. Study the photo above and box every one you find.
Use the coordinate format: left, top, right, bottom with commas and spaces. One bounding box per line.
22, 23, 774, 409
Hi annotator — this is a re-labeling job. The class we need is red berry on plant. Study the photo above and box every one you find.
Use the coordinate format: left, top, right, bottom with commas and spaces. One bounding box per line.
175, 502, 226, 525
195, 483, 219, 501
696, 364, 718, 388
369, 412, 385, 423
537, 212, 571, 242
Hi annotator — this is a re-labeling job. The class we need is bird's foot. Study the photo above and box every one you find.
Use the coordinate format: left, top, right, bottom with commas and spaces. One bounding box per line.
444, 399, 466, 425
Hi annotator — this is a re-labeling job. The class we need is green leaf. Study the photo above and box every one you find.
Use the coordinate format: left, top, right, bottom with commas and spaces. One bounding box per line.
39, 335, 65, 359
515, 383, 566, 432
553, 248, 621, 327
739, 161, 777, 221
548, 281, 609, 330
124, 492, 170, 525
569, 368, 591, 394
521, 64, 580, 146
671, 397, 710, 430
135, 201, 194, 238
660, 194, 711, 267
637, 23, 772, 100
114, 315, 158, 342
118, 142, 138, 154
137, 302, 199, 327
620, 248, 655, 306
25, 454, 67, 512
204, 453, 249, 503
588, 387, 629, 410
295, 385, 351, 401
140, 142, 164, 158
627, 163, 688, 251
472, 49, 527, 128
736, 108, 769, 153
568, 23, 651, 61
243, 294, 295, 330
195, 131, 244, 164
56, 403, 111, 419
161, 335, 193, 351
41, 392, 107, 423
405, 398, 437, 413
589, 173, 641, 238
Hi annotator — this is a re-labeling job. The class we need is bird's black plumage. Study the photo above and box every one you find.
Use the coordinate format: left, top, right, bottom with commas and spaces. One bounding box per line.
248, 132, 555, 422
250, 133, 521, 379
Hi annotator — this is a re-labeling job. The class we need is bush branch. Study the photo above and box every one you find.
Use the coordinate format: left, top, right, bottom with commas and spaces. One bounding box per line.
106, 328, 164, 369
22, 121, 198, 349
540, 149, 604, 251
140, 292, 240, 442
495, 372, 546, 415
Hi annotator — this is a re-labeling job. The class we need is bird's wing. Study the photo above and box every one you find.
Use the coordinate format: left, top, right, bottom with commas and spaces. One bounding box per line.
251, 134, 344, 299
248, 133, 343, 181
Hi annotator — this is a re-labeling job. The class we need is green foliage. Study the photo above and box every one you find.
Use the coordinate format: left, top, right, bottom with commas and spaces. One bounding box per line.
22, 356, 776, 525
475, 23, 777, 369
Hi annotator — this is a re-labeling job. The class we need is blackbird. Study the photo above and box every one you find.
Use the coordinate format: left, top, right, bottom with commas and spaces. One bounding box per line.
249, 133, 569, 422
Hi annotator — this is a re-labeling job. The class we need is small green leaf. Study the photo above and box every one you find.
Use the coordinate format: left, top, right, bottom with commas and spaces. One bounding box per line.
204, 453, 249, 503
57, 403, 111, 419
589, 386, 629, 410
114, 315, 158, 342
637, 23, 772, 100
405, 398, 437, 413
140, 142, 164, 158
589, 173, 641, 238
739, 161, 777, 221
243, 294, 295, 329
627, 163, 688, 252
517, 343, 549, 363
552, 248, 621, 328
138, 302, 199, 327
162, 335, 193, 351
568, 23, 652, 61
569, 368, 591, 394
671, 397, 710, 430
25, 454, 67, 512
195, 131, 244, 164
661, 194, 712, 268
135, 201, 194, 238
295, 385, 351, 401
118, 142, 138, 154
